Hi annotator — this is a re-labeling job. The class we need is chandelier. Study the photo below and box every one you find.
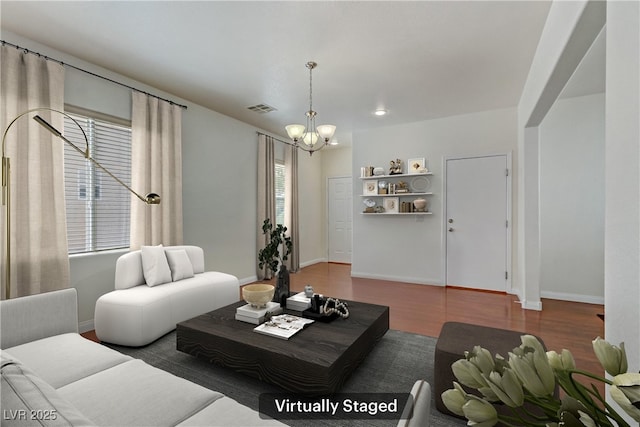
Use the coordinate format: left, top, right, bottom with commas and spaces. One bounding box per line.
285, 61, 336, 156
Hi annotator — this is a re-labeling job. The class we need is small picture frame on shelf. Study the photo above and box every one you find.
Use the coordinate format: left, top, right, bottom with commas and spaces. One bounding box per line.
408, 158, 426, 174
363, 180, 378, 196
383, 197, 399, 213
389, 159, 403, 175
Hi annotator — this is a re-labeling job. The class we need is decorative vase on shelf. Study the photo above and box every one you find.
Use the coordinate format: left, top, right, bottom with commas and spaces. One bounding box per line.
413, 198, 427, 212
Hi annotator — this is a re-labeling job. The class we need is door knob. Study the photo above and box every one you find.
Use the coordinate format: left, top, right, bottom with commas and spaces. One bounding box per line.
448, 227, 454, 232
448, 219, 454, 223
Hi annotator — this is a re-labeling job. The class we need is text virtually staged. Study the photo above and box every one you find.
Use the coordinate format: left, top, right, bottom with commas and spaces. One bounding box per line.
258, 393, 412, 420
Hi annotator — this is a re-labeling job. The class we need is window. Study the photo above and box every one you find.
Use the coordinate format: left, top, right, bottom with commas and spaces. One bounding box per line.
275, 161, 285, 225
63, 112, 132, 254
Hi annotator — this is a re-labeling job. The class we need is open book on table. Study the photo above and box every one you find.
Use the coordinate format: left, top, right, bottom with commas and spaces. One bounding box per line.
253, 314, 314, 340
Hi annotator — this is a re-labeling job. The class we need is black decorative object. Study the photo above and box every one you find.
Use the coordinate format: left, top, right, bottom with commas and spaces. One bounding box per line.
275, 265, 290, 306
302, 308, 339, 322
311, 294, 323, 313
305, 295, 349, 322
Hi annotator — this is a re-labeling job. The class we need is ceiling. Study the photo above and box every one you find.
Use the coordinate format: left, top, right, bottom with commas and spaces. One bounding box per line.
1, 1, 557, 147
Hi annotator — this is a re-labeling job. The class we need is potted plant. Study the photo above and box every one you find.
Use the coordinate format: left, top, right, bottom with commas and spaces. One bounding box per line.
258, 218, 292, 306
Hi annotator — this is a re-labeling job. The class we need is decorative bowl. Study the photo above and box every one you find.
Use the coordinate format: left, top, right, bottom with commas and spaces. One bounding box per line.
242, 284, 275, 308
413, 198, 427, 211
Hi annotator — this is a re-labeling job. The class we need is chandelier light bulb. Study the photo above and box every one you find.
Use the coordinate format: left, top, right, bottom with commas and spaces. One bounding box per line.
303, 131, 319, 146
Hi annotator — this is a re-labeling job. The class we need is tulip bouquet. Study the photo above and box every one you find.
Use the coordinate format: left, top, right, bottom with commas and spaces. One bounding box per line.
441, 335, 640, 426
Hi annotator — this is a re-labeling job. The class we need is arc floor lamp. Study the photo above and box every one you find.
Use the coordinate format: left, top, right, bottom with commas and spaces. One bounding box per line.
2, 107, 161, 300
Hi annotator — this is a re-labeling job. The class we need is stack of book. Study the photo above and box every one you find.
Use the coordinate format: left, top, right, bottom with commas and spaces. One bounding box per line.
400, 201, 415, 213
286, 292, 311, 311
235, 301, 282, 324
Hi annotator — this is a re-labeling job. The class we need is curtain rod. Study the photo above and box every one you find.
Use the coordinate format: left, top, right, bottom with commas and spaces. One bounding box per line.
256, 131, 294, 147
1, 40, 188, 110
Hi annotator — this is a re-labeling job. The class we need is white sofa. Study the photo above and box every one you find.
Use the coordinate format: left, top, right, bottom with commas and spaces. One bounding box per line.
95, 245, 239, 346
0, 288, 285, 427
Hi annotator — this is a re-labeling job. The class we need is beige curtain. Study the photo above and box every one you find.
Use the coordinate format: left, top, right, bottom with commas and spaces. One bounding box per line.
257, 134, 275, 280
284, 144, 299, 272
130, 92, 183, 249
0, 45, 69, 299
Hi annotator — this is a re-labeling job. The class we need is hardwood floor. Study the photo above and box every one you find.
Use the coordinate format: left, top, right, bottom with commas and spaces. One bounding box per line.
287, 262, 605, 386
85, 262, 605, 392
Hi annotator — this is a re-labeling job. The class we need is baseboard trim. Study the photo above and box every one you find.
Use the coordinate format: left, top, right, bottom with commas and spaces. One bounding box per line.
239, 258, 327, 285
540, 290, 604, 305
239, 275, 258, 286
350, 271, 443, 286
79, 319, 94, 334
520, 299, 543, 311
300, 258, 327, 269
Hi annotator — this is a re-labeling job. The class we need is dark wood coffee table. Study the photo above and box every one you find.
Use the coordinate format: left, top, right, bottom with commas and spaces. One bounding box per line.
176, 300, 389, 396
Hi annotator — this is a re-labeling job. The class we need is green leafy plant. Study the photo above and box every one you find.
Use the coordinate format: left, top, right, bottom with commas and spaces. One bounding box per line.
257, 218, 292, 276
442, 335, 640, 427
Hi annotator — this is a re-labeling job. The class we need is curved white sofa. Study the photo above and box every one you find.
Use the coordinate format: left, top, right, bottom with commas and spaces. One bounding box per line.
95, 245, 240, 347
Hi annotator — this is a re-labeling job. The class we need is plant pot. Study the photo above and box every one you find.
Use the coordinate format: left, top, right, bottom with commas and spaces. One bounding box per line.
273, 265, 290, 306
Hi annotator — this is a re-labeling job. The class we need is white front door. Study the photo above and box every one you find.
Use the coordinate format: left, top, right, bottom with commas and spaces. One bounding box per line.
328, 177, 352, 264
445, 155, 509, 291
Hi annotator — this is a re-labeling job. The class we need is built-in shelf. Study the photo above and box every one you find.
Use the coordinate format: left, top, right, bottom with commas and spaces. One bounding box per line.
360, 167, 435, 216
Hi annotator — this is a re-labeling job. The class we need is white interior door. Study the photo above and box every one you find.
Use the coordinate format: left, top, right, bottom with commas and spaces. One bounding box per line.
328, 177, 352, 264
445, 155, 509, 291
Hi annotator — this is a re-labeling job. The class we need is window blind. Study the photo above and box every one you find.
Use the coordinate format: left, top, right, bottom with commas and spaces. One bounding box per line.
63, 113, 132, 254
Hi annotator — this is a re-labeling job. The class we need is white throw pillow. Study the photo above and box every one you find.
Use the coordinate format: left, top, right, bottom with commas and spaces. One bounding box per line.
141, 245, 172, 287
165, 249, 195, 282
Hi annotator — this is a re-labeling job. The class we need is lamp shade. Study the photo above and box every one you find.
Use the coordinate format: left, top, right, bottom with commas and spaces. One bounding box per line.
145, 193, 161, 204
285, 124, 306, 141
316, 124, 336, 142
302, 132, 319, 146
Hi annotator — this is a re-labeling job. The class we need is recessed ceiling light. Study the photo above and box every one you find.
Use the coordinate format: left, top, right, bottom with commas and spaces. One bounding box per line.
329, 138, 339, 146
374, 109, 388, 116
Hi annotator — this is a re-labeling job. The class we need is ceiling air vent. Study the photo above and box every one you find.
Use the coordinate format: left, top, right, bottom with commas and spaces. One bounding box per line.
247, 103, 277, 114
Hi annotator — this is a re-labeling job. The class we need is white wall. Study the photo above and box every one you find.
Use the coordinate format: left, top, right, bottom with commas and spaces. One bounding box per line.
351, 108, 518, 286
180, 103, 260, 281
539, 93, 604, 303
605, 0, 640, 412
297, 150, 326, 267
516, 0, 605, 310
1, 31, 324, 330
322, 146, 352, 179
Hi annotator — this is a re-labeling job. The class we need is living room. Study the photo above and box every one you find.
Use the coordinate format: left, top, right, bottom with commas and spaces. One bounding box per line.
1, 0, 639, 425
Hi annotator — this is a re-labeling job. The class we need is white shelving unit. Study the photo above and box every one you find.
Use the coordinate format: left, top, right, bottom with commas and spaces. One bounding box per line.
359, 172, 434, 215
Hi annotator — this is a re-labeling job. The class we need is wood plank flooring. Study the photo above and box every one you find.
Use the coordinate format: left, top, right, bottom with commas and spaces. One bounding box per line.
85, 261, 605, 393
287, 262, 605, 385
